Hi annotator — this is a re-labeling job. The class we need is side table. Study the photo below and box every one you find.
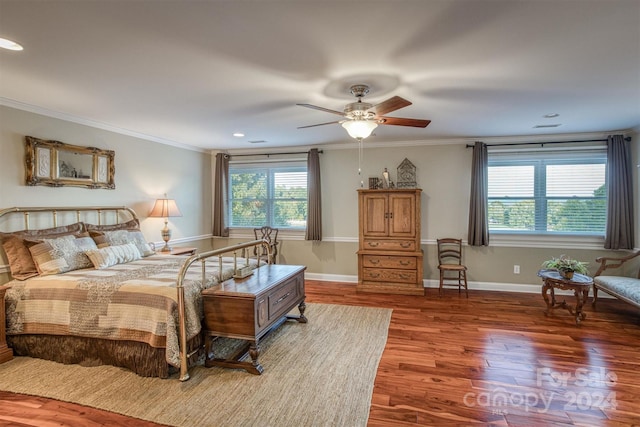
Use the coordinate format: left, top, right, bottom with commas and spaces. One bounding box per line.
168, 247, 197, 256
537, 269, 593, 325
0, 285, 14, 363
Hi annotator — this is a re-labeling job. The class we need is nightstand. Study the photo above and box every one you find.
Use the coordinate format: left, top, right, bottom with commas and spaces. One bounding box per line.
0, 285, 14, 364
168, 247, 197, 256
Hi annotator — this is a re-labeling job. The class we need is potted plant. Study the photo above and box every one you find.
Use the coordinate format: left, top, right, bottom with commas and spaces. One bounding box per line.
541, 255, 589, 279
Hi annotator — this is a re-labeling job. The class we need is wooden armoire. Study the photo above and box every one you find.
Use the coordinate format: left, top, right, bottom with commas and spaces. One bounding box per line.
356, 188, 424, 295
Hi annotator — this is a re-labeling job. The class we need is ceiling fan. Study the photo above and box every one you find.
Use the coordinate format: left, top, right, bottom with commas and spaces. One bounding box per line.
297, 84, 431, 139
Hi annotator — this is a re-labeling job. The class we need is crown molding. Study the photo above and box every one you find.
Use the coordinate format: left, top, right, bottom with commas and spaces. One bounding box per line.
0, 98, 207, 153
227, 130, 634, 153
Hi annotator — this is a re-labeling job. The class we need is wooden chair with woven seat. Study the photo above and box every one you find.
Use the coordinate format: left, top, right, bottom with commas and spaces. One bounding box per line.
253, 226, 280, 264
437, 238, 468, 297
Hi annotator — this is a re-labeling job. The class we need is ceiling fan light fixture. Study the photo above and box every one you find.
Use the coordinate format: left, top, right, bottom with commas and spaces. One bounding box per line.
298, 83, 430, 138
342, 119, 378, 139
0, 37, 23, 51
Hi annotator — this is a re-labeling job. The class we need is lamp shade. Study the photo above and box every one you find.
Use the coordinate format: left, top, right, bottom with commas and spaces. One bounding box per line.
342, 119, 378, 139
149, 197, 182, 218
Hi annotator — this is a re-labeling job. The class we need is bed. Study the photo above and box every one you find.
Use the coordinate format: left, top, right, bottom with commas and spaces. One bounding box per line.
0, 206, 271, 381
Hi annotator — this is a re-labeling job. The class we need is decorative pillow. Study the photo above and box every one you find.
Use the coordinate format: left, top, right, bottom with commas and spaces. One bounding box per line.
75, 235, 99, 252
26, 234, 97, 276
83, 218, 140, 232
85, 242, 142, 269
0, 222, 85, 280
1, 236, 40, 280
89, 229, 155, 257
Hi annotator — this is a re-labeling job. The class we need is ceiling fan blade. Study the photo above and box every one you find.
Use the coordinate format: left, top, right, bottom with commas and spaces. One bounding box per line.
378, 116, 431, 128
373, 96, 412, 116
298, 120, 342, 129
296, 103, 344, 116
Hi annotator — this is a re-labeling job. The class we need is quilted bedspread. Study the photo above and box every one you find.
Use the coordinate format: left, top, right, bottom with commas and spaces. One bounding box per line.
4, 254, 251, 368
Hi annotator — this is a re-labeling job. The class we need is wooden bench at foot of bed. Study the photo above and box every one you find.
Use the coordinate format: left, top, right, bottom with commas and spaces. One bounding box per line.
202, 264, 307, 374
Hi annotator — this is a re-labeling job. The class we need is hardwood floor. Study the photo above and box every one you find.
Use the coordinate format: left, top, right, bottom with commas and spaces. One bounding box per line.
1, 281, 639, 426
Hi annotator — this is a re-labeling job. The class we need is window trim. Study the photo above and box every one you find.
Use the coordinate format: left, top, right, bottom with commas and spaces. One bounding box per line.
227, 160, 308, 231
487, 147, 607, 237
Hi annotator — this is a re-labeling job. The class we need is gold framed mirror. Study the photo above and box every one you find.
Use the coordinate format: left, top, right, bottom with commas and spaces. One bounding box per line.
25, 136, 115, 189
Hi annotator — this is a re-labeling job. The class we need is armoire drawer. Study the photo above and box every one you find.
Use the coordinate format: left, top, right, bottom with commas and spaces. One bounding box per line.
362, 255, 417, 270
362, 239, 416, 251
362, 268, 417, 284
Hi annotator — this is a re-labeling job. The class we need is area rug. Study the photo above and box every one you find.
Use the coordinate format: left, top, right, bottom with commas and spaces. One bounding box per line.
0, 303, 391, 427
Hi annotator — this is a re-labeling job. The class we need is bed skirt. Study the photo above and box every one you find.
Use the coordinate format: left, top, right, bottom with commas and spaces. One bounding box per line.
7, 334, 204, 378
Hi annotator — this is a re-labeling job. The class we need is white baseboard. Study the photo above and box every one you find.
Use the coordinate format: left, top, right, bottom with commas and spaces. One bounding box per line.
304, 272, 358, 283
304, 273, 615, 298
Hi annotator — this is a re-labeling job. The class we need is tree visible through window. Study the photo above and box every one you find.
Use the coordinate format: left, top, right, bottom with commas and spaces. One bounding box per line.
488, 150, 607, 235
229, 163, 308, 229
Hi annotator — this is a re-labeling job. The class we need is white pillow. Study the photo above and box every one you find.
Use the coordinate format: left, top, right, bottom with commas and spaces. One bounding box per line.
85, 242, 142, 269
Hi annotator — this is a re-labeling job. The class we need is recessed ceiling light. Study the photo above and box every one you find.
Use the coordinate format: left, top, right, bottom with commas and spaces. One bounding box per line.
543, 113, 559, 118
233, 132, 244, 137
0, 37, 24, 51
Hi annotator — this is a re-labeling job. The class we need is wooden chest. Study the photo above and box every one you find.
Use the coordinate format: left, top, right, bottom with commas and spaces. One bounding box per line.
201, 264, 307, 374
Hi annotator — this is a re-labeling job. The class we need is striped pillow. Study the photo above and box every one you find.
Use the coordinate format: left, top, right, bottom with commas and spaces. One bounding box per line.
89, 230, 155, 257
85, 242, 142, 269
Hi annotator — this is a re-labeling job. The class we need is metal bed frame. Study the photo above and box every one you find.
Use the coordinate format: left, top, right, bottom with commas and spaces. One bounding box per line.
0, 206, 271, 381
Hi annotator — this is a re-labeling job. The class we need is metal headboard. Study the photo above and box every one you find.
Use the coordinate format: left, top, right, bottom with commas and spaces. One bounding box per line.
0, 206, 138, 231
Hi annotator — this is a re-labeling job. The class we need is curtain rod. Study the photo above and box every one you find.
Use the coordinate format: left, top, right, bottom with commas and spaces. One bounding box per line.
230, 150, 323, 158
465, 137, 631, 148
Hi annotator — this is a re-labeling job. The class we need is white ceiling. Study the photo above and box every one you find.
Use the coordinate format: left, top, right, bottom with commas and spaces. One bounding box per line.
1, 0, 639, 151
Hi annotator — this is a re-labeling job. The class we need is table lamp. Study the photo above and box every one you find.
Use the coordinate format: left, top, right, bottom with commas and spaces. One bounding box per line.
149, 194, 182, 252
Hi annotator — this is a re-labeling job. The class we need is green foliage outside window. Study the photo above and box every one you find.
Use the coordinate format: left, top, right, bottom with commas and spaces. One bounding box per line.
488, 152, 607, 235
229, 166, 307, 229
488, 200, 535, 231
488, 185, 606, 234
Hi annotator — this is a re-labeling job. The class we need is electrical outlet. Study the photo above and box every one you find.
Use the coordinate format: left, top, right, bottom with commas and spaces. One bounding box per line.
513, 265, 520, 274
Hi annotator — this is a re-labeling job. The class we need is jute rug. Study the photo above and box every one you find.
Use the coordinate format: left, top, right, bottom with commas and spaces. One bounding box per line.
0, 303, 391, 427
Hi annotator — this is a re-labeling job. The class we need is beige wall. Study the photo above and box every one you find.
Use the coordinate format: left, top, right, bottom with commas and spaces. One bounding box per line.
0, 106, 213, 283
2, 105, 638, 291
219, 130, 640, 289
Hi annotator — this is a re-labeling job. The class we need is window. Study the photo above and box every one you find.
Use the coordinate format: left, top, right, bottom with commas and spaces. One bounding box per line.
488, 149, 607, 235
228, 161, 307, 229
